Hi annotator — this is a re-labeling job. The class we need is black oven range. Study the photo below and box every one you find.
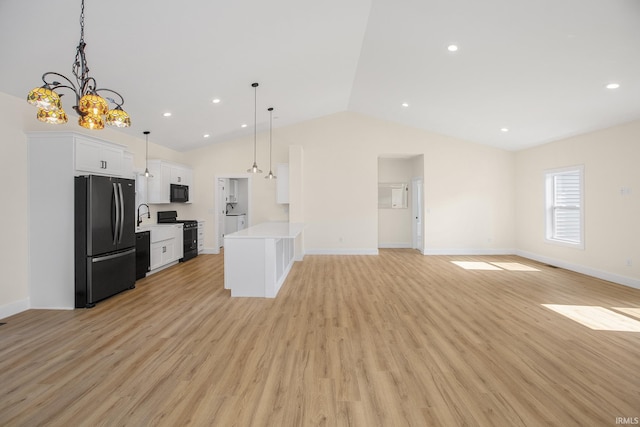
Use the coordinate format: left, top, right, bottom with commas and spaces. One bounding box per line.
157, 210, 198, 262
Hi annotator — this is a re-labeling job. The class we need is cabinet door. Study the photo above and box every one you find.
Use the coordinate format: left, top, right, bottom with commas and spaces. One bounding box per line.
147, 161, 171, 203
150, 242, 164, 270
170, 166, 191, 185
162, 239, 176, 264
75, 138, 123, 176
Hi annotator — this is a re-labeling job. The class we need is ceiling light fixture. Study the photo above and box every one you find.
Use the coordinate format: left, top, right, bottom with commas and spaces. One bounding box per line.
247, 83, 262, 174
26, 0, 130, 130
501, 128, 509, 132
401, 102, 409, 108
143, 131, 153, 178
265, 107, 277, 180
606, 83, 620, 89
447, 44, 459, 52
163, 112, 172, 117
212, 98, 221, 104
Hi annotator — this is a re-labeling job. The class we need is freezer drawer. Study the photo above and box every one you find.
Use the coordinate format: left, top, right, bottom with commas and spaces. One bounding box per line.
75, 248, 136, 308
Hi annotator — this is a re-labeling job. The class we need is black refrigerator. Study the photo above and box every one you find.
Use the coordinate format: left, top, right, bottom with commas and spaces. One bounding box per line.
75, 175, 136, 308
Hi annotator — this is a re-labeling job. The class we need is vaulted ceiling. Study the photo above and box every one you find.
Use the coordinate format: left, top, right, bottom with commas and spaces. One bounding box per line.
1, 0, 639, 151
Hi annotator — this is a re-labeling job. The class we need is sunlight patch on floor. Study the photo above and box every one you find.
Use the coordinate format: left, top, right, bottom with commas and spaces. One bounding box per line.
542, 304, 640, 332
451, 261, 540, 271
612, 307, 640, 320
451, 261, 502, 270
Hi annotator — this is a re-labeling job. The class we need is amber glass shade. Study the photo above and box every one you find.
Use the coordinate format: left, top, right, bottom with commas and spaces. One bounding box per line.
37, 108, 68, 124
79, 94, 108, 116
78, 114, 105, 130
27, 87, 61, 111
106, 108, 131, 128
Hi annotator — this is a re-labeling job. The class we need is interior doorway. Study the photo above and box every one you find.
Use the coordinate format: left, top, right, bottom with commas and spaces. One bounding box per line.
377, 155, 424, 251
214, 175, 251, 252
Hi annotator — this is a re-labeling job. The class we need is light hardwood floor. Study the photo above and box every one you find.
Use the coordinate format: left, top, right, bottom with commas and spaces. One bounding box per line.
1, 250, 639, 426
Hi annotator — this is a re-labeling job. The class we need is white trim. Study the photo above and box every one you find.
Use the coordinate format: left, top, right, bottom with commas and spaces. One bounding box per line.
202, 248, 219, 255
305, 248, 379, 255
544, 165, 585, 249
423, 248, 515, 256
0, 298, 30, 320
378, 242, 412, 249
516, 249, 640, 290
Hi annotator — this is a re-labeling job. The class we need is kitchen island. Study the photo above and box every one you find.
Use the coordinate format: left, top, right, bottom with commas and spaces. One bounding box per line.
224, 222, 305, 297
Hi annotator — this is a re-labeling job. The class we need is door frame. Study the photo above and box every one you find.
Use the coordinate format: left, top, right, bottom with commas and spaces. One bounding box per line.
213, 174, 253, 253
412, 177, 424, 253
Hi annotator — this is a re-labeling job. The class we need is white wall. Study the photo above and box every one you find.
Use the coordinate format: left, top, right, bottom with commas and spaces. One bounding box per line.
515, 119, 640, 287
186, 111, 516, 255
0, 92, 30, 317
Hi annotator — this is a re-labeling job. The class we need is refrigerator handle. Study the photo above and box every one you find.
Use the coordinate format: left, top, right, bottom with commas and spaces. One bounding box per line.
113, 182, 120, 245
118, 183, 125, 243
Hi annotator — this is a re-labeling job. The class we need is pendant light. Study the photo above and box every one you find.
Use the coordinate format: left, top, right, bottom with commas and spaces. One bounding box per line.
247, 82, 262, 173
143, 131, 153, 178
265, 107, 277, 180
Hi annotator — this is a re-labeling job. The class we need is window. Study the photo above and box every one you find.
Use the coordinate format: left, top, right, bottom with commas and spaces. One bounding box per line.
545, 166, 584, 248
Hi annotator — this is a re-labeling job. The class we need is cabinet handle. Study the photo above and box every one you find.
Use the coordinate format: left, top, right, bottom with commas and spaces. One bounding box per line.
162, 246, 166, 253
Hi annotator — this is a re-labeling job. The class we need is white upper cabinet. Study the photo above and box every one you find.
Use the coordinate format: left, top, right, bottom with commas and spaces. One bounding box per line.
170, 166, 192, 185
147, 159, 194, 204
74, 136, 125, 176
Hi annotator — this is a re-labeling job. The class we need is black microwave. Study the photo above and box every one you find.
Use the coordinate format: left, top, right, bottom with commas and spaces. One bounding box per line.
170, 184, 189, 203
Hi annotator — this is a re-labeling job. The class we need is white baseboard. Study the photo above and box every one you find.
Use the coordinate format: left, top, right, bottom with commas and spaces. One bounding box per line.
378, 243, 412, 249
0, 298, 30, 320
516, 249, 640, 290
423, 248, 515, 256
304, 248, 379, 255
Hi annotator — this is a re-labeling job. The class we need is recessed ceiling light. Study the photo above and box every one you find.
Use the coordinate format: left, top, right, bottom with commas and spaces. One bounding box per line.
401, 102, 409, 108
447, 44, 458, 52
241, 124, 247, 128
163, 112, 172, 117
606, 83, 620, 89
212, 98, 221, 104
204, 134, 210, 138
501, 128, 509, 132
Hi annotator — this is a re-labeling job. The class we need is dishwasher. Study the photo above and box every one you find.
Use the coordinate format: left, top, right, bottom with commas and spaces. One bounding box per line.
135, 231, 150, 280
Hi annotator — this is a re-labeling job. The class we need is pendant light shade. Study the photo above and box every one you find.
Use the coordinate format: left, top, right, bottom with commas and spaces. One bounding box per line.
247, 82, 262, 174
143, 131, 153, 178
265, 107, 277, 180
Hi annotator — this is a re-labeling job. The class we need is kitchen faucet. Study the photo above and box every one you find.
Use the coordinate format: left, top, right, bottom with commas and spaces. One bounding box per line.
137, 203, 150, 227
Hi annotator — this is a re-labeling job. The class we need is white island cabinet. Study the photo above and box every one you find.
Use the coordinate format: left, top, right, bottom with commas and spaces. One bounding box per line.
224, 222, 305, 298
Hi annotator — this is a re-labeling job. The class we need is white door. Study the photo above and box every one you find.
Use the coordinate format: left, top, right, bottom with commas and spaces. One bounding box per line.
412, 177, 424, 252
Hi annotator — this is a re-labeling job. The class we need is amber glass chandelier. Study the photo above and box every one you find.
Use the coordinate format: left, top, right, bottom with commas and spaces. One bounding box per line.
26, 0, 130, 130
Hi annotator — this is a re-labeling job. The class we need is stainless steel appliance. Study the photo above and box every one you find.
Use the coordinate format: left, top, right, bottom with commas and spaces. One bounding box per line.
157, 210, 198, 262
75, 175, 136, 308
170, 184, 189, 203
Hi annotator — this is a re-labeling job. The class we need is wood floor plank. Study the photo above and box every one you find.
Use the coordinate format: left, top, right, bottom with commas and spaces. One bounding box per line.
1, 250, 640, 426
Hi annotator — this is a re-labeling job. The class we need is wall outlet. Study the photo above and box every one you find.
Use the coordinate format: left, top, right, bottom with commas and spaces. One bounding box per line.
626, 259, 633, 267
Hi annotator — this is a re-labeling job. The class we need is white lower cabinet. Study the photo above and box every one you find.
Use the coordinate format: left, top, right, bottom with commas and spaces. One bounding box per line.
149, 224, 183, 272
197, 221, 205, 253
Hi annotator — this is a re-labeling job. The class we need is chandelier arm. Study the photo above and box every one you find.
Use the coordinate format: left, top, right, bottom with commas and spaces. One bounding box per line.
94, 88, 126, 108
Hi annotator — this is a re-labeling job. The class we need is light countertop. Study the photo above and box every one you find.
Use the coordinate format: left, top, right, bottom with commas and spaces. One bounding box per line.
225, 222, 305, 239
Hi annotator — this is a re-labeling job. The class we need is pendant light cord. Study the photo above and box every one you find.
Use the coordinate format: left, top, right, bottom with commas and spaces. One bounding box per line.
253, 83, 258, 163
